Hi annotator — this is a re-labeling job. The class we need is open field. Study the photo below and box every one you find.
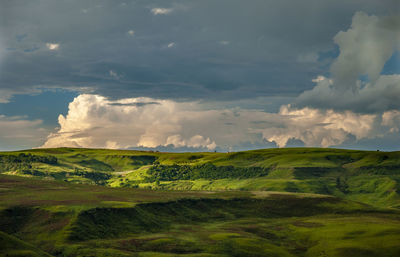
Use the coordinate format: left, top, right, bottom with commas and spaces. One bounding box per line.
1, 174, 400, 257
1, 147, 400, 256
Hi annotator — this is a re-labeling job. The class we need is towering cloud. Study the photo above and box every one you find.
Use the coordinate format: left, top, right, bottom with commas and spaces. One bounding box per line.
42, 95, 217, 150
296, 12, 400, 113
42, 94, 400, 150
258, 105, 377, 148
332, 12, 398, 91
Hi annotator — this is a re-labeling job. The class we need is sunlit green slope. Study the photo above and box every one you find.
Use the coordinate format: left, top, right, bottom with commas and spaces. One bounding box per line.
1, 147, 400, 208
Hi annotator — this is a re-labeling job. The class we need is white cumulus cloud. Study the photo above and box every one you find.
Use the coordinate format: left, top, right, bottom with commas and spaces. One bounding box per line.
382, 110, 400, 133
42, 94, 217, 150
256, 105, 377, 148
41, 94, 400, 150
331, 12, 399, 91
167, 42, 176, 48
151, 8, 173, 15
46, 43, 59, 50
296, 12, 400, 113
311, 75, 332, 83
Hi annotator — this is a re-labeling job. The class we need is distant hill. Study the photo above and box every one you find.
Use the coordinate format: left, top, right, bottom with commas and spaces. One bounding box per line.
1, 147, 400, 208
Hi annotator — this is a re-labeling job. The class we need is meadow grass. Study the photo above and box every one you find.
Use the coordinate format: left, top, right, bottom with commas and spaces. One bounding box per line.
1, 147, 400, 256
1, 174, 399, 256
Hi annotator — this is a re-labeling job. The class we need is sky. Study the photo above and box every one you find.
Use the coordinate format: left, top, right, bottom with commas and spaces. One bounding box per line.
0, 0, 399, 151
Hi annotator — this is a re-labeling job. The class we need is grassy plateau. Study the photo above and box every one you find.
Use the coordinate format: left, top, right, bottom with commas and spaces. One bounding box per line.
0, 147, 399, 256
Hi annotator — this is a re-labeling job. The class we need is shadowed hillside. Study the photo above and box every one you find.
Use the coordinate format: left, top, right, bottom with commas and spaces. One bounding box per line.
0, 174, 399, 257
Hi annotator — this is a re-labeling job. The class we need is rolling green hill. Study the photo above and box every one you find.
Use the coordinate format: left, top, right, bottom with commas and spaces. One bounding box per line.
1, 147, 400, 208
1, 147, 400, 256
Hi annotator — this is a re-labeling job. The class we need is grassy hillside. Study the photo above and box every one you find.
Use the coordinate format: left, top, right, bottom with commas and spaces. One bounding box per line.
0, 174, 400, 257
1, 145, 400, 256
0, 231, 53, 257
1, 147, 400, 208
1, 147, 400, 255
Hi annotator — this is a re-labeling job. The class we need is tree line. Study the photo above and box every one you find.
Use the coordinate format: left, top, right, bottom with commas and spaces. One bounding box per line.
0, 153, 58, 172
146, 163, 269, 182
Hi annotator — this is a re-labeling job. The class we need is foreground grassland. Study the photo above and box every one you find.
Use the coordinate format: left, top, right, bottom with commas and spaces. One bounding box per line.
1, 175, 400, 257
1, 147, 400, 256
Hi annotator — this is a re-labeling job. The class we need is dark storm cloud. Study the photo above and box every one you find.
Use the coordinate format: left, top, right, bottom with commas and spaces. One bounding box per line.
108, 101, 160, 107
0, 0, 397, 103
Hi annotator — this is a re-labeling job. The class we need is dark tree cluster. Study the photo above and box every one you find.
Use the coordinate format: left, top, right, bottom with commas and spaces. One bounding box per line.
146, 163, 269, 182
0, 153, 57, 172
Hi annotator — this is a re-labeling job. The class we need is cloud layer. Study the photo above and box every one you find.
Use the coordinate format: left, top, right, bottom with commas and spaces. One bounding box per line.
42, 94, 400, 150
0, 115, 48, 150
1, 4, 399, 151
41, 11, 400, 151
1, 1, 397, 103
